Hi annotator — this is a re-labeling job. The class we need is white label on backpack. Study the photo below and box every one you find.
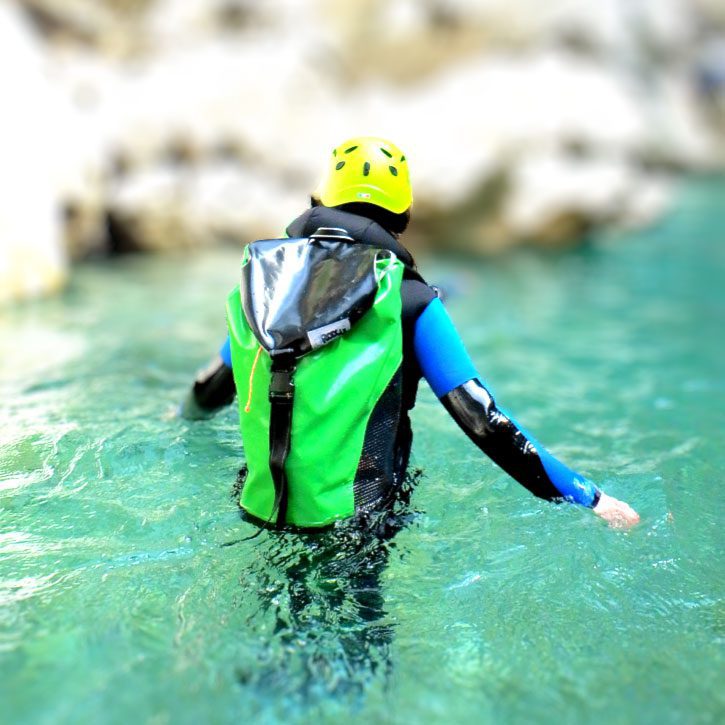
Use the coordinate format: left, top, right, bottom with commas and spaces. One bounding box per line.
307, 318, 351, 349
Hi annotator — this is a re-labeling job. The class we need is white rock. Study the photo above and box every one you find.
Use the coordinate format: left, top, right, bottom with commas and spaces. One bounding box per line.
13, 0, 722, 260
348, 50, 649, 210
106, 161, 303, 252
188, 161, 302, 240
641, 70, 720, 168
619, 175, 673, 230
692, 0, 725, 29
0, 4, 67, 303
107, 166, 204, 251
546, 0, 696, 57
504, 151, 635, 240
106, 37, 339, 173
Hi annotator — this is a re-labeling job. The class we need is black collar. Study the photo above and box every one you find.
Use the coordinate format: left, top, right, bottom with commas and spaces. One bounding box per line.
285, 207, 416, 270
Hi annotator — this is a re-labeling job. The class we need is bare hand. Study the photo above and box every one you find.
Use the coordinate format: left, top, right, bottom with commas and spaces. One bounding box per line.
593, 492, 640, 528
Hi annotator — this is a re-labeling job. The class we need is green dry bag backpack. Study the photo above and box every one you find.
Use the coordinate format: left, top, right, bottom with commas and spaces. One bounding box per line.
226, 227, 406, 528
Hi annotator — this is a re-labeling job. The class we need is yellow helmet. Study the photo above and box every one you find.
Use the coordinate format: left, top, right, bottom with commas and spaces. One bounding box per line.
314, 136, 412, 214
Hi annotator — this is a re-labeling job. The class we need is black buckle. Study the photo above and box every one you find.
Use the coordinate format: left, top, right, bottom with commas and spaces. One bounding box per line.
269, 370, 295, 401
269, 349, 296, 402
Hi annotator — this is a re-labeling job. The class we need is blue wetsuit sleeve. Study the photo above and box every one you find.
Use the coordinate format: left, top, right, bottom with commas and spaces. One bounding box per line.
414, 298, 600, 507
220, 336, 232, 369
414, 298, 478, 397
499, 410, 600, 507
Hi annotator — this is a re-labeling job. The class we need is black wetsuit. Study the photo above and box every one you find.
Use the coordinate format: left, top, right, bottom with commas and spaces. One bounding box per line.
187, 206, 600, 509
183, 206, 602, 702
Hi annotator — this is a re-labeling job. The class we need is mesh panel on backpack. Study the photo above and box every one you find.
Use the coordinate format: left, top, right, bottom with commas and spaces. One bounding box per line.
353, 366, 403, 512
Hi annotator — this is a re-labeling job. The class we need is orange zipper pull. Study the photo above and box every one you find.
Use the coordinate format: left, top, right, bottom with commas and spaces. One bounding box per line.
244, 345, 263, 413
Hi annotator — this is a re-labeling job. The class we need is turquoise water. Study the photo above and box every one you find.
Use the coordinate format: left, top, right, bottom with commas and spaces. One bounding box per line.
1, 178, 723, 724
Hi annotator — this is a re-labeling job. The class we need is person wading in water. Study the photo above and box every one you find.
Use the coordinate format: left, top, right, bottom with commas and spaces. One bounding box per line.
181, 136, 639, 698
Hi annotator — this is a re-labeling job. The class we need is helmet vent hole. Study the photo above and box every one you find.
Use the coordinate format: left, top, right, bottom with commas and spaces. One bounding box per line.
388, 165, 398, 176
344, 145, 358, 154
400, 155, 406, 162
362, 161, 370, 176
332, 149, 337, 156
380, 148, 393, 158
335, 161, 345, 170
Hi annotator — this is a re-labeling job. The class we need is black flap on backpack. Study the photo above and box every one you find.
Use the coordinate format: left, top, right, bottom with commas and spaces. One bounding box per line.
241, 236, 389, 356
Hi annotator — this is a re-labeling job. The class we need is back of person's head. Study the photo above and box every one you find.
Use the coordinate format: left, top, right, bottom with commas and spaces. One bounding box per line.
312, 136, 412, 235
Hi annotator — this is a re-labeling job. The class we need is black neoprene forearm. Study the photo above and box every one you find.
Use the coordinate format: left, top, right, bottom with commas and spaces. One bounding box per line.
180, 356, 236, 420
441, 379, 600, 505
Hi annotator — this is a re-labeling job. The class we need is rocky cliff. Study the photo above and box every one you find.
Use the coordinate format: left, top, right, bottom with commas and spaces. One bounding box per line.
2, 0, 724, 301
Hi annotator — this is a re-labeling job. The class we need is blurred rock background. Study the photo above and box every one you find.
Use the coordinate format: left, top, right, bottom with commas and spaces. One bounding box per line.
1, 0, 724, 303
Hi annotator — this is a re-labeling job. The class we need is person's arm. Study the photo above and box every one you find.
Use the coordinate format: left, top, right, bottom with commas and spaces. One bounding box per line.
180, 337, 236, 420
414, 298, 639, 526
